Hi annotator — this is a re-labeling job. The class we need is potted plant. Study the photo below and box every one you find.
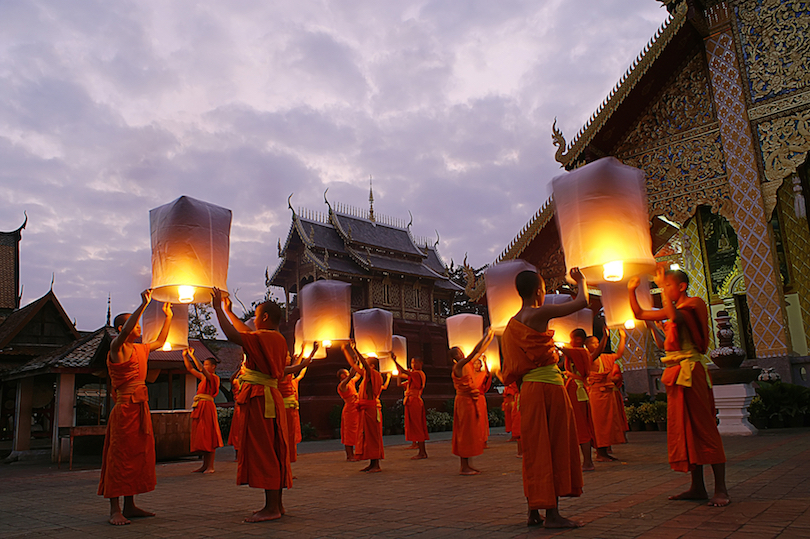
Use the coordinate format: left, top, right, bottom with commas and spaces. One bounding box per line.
638, 402, 657, 431
625, 405, 643, 432
747, 395, 767, 430
654, 401, 667, 431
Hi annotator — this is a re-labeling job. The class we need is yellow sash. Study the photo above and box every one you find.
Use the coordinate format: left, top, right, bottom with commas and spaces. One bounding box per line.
239, 367, 279, 418
573, 378, 589, 402
283, 396, 299, 410
522, 364, 565, 386
192, 393, 215, 408
663, 349, 712, 388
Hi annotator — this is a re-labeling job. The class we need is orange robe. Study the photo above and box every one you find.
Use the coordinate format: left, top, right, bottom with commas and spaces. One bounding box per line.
474, 370, 491, 443
338, 379, 360, 446
502, 320, 582, 510
279, 375, 301, 463
502, 383, 518, 434
236, 330, 292, 490
228, 380, 242, 450
563, 347, 595, 446
356, 369, 384, 460
587, 354, 626, 448
191, 374, 224, 453
613, 370, 629, 431
403, 370, 429, 443
98, 343, 156, 498
451, 363, 484, 458
663, 298, 726, 473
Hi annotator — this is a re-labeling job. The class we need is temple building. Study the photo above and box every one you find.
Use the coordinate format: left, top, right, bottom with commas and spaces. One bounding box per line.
466, 0, 810, 394
267, 187, 464, 435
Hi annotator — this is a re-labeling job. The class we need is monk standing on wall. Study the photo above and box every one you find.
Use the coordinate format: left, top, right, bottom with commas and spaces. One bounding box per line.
629, 267, 729, 507
502, 268, 587, 529
98, 290, 172, 526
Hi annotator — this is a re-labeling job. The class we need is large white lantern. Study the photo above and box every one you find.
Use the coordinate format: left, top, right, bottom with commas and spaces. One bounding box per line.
446, 313, 484, 357
391, 335, 407, 372
142, 301, 189, 352
545, 294, 593, 345
294, 320, 326, 359
552, 157, 656, 284
599, 278, 653, 329
485, 259, 537, 334
483, 336, 501, 373
300, 280, 352, 343
150, 196, 232, 304
353, 308, 393, 360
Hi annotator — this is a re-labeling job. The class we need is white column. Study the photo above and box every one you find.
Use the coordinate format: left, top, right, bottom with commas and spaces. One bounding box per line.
713, 383, 758, 436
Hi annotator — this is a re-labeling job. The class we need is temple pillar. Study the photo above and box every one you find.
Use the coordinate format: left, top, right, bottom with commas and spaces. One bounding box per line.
51, 373, 75, 461
13, 377, 33, 452
703, 4, 790, 358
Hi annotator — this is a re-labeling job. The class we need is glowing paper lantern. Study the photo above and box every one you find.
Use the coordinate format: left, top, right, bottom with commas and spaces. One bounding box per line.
142, 301, 189, 352
545, 294, 593, 345
599, 278, 653, 329
483, 336, 501, 373
390, 335, 407, 375
353, 308, 393, 361
294, 320, 326, 359
552, 157, 656, 284
150, 196, 232, 304
446, 313, 484, 357
300, 280, 352, 343
485, 259, 537, 334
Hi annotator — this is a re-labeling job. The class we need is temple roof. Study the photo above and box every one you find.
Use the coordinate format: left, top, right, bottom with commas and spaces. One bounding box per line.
0, 290, 80, 351
0, 214, 27, 312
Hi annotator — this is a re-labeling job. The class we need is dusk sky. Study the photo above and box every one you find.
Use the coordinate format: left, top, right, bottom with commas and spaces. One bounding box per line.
1, 0, 669, 331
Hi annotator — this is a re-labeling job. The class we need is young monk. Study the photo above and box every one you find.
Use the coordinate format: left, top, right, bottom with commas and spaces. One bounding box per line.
501, 268, 588, 529
472, 358, 492, 448
213, 290, 311, 522
586, 328, 627, 462
98, 290, 172, 526
450, 329, 495, 475
228, 365, 243, 461
629, 268, 729, 507
342, 343, 385, 473
337, 368, 361, 461
183, 348, 224, 473
393, 356, 429, 459
561, 328, 603, 471
279, 352, 310, 465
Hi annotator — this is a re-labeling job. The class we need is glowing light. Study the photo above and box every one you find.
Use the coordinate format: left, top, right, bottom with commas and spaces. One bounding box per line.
178, 286, 195, 303
670, 263, 680, 270
162, 342, 172, 352
392, 369, 399, 376
322, 340, 332, 348
624, 320, 636, 330
367, 352, 378, 358
603, 261, 624, 282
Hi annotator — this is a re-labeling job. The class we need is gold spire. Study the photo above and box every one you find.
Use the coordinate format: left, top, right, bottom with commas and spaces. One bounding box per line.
368, 175, 375, 222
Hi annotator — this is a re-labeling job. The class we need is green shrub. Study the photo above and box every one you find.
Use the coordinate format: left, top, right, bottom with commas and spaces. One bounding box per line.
653, 401, 667, 422
755, 381, 810, 426
301, 422, 318, 441
626, 393, 652, 407
625, 405, 640, 424
426, 408, 453, 432
217, 406, 233, 440
637, 402, 657, 424
488, 408, 505, 427
747, 395, 766, 420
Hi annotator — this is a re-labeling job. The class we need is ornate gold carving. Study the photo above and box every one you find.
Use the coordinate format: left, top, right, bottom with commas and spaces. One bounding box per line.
757, 108, 810, 182
747, 90, 810, 120
717, 256, 744, 298
760, 177, 783, 218
736, 0, 810, 103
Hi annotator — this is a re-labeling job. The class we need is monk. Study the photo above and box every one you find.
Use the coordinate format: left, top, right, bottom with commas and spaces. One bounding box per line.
450, 329, 495, 475
342, 342, 384, 472
183, 348, 224, 473
337, 368, 362, 461
279, 351, 311, 465
228, 365, 243, 460
472, 358, 492, 448
561, 328, 602, 471
393, 356, 429, 459
213, 290, 312, 522
613, 364, 629, 433
586, 328, 627, 462
497, 375, 522, 457
502, 268, 588, 529
629, 267, 729, 507
98, 290, 172, 526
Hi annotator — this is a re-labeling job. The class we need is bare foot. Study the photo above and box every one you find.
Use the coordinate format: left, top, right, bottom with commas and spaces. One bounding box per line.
669, 488, 709, 501
366, 467, 382, 473
192, 466, 205, 473
594, 455, 619, 462
359, 465, 372, 472
407, 442, 418, 449
122, 506, 154, 519
544, 515, 582, 528
460, 469, 481, 475
108, 512, 130, 526
411, 454, 428, 460
582, 464, 595, 472
245, 508, 282, 523
527, 510, 544, 526
347, 456, 361, 462
708, 493, 730, 507
203, 468, 215, 474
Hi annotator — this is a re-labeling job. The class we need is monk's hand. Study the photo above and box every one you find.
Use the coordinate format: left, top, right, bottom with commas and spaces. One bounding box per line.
211, 287, 224, 306
222, 294, 233, 312
184, 347, 196, 360
653, 263, 666, 288
162, 301, 173, 318
569, 267, 585, 284
141, 289, 152, 306
627, 276, 640, 290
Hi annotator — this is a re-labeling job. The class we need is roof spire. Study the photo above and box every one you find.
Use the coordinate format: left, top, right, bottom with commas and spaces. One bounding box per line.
106, 293, 111, 326
368, 175, 375, 223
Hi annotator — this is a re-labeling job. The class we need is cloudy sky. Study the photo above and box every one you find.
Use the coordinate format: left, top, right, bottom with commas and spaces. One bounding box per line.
1, 0, 668, 331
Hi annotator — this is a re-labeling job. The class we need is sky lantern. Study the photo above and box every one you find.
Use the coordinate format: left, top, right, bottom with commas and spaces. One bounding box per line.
552, 157, 656, 284
599, 278, 653, 329
353, 308, 393, 363
142, 301, 189, 352
485, 259, 537, 334
483, 336, 501, 373
446, 313, 484, 357
300, 280, 352, 344
545, 294, 593, 345
391, 335, 407, 375
294, 320, 326, 359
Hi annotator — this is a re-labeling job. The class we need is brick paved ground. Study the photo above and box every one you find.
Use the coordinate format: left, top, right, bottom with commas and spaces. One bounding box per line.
1, 428, 809, 538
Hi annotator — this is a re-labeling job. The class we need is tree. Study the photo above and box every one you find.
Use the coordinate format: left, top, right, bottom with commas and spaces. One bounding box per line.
435, 259, 489, 320
189, 303, 218, 340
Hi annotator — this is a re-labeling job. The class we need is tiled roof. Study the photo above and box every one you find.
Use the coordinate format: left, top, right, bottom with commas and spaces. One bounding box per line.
204, 340, 245, 379
1, 326, 113, 378
332, 213, 425, 257
0, 291, 79, 348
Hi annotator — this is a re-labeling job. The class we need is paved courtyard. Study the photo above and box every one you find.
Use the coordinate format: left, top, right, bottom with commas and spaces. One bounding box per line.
1, 428, 809, 538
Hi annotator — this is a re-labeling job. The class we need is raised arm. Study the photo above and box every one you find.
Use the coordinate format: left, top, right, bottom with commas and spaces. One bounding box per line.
222, 296, 253, 333
381, 373, 392, 390
589, 324, 608, 362
532, 268, 589, 325
212, 288, 244, 346
111, 289, 152, 354
615, 327, 627, 358
146, 301, 174, 351
182, 348, 204, 381
628, 267, 671, 322
452, 328, 495, 378
393, 356, 412, 378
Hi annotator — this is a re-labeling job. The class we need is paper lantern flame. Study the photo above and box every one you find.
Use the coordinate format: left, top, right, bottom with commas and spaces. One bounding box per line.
485, 259, 538, 334
544, 294, 593, 345
142, 301, 189, 352
323, 340, 332, 348
625, 320, 636, 330
446, 313, 484, 357
483, 336, 501, 373
301, 281, 352, 343
150, 196, 232, 304
294, 320, 326, 359
599, 278, 652, 329
603, 261, 623, 282
552, 157, 656, 284
353, 309, 393, 363
392, 369, 399, 376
